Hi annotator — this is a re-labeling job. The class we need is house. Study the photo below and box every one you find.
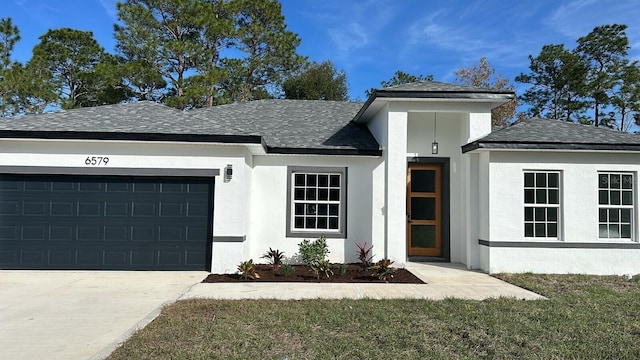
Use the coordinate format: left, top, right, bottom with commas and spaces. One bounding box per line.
1, 81, 639, 275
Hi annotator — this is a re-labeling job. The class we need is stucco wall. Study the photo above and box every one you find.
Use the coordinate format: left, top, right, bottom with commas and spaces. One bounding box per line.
246, 155, 383, 272
0, 138, 253, 273
482, 150, 640, 275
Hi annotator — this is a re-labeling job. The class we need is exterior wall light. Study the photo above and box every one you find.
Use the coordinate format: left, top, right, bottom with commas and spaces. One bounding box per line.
432, 113, 439, 154
224, 164, 233, 182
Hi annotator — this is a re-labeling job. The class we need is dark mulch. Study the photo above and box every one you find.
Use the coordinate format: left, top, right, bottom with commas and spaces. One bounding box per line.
202, 263, 424, 284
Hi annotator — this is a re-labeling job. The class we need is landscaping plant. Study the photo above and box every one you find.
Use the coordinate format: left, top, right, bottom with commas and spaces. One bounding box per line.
355, 241, 373, 267
309, 259, 334, 279
369, 259, 396, 281
237, 259, 260, 280
280, 263, 295, 277
338, 263, 348, 276
298, 235, 329, 265
298, 235, 332, 279
261, 247, 284, 269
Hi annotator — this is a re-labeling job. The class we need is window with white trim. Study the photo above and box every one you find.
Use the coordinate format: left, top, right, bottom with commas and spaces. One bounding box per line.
286, 167, 347, 238
598, 172, 634, 239
524, 171, 561, 239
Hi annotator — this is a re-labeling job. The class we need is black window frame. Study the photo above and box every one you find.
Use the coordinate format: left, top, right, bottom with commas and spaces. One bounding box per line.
286, 166, 347, 238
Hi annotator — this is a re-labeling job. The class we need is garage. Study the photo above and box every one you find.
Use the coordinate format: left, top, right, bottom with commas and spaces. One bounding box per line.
0, 174, 213, 270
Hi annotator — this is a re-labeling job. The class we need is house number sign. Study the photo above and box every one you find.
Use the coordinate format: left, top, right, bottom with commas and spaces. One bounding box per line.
84, 156, 110, 165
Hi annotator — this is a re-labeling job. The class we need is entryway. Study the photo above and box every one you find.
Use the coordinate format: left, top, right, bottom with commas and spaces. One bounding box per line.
406, 161, 449, 260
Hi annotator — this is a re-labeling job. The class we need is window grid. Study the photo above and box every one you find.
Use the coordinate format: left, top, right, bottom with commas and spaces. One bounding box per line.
292, 172, 341, 232
598, 172, 634, 239
524, 171, 561, 239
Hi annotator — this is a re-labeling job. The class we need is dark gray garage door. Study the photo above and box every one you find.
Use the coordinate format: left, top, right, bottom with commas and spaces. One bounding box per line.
0, 174, 213, 270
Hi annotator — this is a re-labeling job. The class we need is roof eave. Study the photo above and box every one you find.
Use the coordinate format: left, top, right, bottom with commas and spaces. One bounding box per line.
266, 146, 382, 156
353, 89, 515, 124
0, 130, 263, 145
462, 141, 640, 153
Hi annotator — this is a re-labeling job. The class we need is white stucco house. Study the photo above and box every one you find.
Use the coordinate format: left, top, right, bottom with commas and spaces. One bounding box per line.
1, 81, 639, 275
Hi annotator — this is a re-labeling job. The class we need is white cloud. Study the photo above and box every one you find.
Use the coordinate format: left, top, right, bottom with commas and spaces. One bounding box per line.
98, 0, 118, 21
295, 0, 395, 67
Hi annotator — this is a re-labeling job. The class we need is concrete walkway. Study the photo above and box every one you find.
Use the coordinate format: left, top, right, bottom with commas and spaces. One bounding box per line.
182, 262, 544, 301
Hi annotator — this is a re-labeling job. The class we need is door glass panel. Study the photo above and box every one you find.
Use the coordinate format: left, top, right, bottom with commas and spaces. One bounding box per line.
411, 225, 436, 248
411, 170, 436, 192
411, 197, 435, 220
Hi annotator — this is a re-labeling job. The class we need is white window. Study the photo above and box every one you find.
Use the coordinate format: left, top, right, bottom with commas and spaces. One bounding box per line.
286, 167, 347, 238
524, 171, 561, 239
598, 172, 634, 239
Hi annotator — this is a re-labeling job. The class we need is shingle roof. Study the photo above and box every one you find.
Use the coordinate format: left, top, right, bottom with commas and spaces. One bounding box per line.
353, 81, 515, 124
0, 101, 192, 133
381, 81, 513, 94
0, 100, 381, 155
190, 99, 380, 154
462, 118, 640, 153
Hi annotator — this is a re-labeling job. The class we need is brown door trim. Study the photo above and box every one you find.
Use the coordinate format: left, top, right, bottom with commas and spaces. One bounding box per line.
407, 163, 442, 256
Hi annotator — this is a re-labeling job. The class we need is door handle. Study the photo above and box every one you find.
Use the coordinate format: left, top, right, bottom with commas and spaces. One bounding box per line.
407, 213, 411, 224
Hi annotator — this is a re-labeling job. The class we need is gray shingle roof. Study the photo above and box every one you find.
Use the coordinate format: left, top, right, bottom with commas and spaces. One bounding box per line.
353, 81, 515, 124
191, 99, 380, 153
0, 101, 195, 133
381, 81, 513, 94
0, 100, 381, 155
463, 118, 640, 153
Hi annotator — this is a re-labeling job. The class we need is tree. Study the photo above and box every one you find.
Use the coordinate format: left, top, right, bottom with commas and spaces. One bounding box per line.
283, 60, 348, 101
0, 17, 21, 116
454, 57, 517, 127
516, 44, 588, 122
576, 24, 630, 127
610, 61, 640, 131
115, 0, 234, 109
115, 0, 302, 109
220, 0, 304, 102
29, 28, 119, 109
366, 70, 433, 97
517, 24, 638, 131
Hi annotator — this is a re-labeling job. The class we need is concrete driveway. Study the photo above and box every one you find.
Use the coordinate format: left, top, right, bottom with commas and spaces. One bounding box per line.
0, 270, 208, 360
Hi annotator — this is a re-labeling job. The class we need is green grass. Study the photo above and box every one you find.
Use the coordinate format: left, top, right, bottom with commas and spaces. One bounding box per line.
108, 274, 640, 359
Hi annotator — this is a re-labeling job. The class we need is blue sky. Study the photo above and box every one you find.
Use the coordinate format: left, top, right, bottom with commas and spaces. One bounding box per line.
4, 0, 640, 102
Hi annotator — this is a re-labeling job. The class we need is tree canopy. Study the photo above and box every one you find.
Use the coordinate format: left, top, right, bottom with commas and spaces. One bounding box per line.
283, 60, 348, 101
517, 24, 638, 130
365, 70, 433, 97
114, 0, 303, 109
454, 57, 517, 127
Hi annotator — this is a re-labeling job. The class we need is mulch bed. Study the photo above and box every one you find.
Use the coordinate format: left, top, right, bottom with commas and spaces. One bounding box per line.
202, 263, 424, 284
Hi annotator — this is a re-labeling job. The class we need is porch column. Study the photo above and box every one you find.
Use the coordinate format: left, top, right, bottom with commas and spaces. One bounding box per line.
462, 112, 491, 267
385, 110, 408, 265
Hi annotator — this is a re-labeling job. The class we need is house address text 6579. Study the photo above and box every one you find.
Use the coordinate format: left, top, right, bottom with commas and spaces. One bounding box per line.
84, 156, 110, 165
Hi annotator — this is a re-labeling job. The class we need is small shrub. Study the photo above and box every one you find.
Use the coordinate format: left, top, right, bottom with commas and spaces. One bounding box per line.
369, 259, 396, 282
237, 259, 260, 280
281, 263, 295, 277
298, 235, 329, 266
338, 263, 348, 276
261, 247, 284, 269
355, 241, 373, 267
310, 259, 334, 279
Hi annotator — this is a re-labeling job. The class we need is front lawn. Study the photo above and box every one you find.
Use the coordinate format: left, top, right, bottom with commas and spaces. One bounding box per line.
108, 274, 640, 359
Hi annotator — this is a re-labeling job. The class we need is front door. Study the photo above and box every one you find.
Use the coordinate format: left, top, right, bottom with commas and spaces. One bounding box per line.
407, 163, 441, 256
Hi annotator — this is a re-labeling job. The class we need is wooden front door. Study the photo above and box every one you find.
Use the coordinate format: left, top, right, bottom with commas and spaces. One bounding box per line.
407, 163, 442, 256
